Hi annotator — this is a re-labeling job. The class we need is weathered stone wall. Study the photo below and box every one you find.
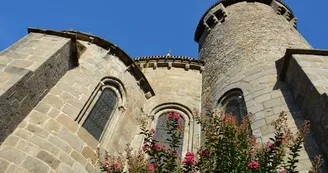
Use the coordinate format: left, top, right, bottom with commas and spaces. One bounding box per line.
282, 52, 328, 161
135, 62, 202, 156
0, 31, 150, 172
141, 67, 201, 111
196, 1, 321, 171
0, 33, 71, 143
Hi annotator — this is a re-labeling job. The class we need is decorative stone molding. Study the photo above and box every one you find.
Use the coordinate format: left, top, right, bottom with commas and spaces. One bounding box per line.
153, 62, 158, 69
203, 3, 227, 31
145, 92, 153, 99
148, 114, 155, 121
118, 105, 126, 112
194, 0, 295, 42
270, 0, 296, 28
76, 76, 127, 123
134, 55, 204, 72
167, 62, 172, 69
28, 28, 155, 99
185, 63, 190, 71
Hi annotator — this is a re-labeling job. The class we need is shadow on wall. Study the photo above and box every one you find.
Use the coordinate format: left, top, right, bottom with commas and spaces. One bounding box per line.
274, 59, 328, 172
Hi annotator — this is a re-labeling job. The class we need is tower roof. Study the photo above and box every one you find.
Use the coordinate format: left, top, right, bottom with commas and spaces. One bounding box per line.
194, 0, 294, 42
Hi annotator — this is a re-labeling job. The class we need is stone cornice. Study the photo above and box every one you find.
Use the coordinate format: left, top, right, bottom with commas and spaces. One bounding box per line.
134, 55, 204, 72
27, 28, 155, 98
194, 0, 294, 42
279, 48, 328, 81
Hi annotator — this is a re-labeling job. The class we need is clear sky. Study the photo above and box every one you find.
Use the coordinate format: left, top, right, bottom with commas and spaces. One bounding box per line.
0, 0, 327, 58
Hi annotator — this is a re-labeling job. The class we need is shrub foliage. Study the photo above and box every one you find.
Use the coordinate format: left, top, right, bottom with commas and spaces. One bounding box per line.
96, 110, 323, 173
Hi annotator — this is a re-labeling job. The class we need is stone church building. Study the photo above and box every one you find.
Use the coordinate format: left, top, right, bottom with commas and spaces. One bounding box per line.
0, 0, 327, 172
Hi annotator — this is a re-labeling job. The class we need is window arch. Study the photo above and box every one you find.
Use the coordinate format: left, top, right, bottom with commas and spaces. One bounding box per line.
149, 103, 194, 157
82, 88, 118, 140
76, 77, 126, 141
155, 112, 185, 156
217, 89, 247, 123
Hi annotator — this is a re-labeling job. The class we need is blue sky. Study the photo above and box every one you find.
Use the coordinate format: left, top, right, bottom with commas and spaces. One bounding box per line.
0, 0, 327, 58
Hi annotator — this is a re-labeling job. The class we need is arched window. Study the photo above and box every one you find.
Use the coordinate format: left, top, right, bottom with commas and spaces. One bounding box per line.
76, 77, 126, 142
217, 89, 247, 123
149, 103, 196, 158
82, 88, 118, 140
155, 112, 185, 156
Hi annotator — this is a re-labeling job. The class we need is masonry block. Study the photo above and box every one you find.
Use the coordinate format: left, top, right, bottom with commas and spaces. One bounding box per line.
59, 152, 75, 166
58, 127, 84, 152
77, 127, 98, 150
29, 135, 60, 155
36, 150, 60, 169
16, 140, 40, 156
57, 114, 79, 133
70, 151, 87, 166
22, 156, 50, 173
27, 124, 49, 138
47, 135, 73, 154
58, 164, 75, 173
0, 146, 27, 164
0, 159, 9, 173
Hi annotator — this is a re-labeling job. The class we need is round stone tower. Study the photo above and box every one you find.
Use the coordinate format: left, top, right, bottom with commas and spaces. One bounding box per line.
196, 0, 311, 99
195, 0, 321, 171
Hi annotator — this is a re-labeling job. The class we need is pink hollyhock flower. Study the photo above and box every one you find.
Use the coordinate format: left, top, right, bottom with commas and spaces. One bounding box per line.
266, 142, 274, 150
151, 128, 155, 134
183, 152, 195, 164
103, 161, 109, 167
281, 135, 287, 142
193, 160, 199, 166
278, 169, 287, 173
249, 136, 257, 144
168, 112, 174, 119
168, 111, 180, 120
112, 161, 120, 170
152, 143, 161, 151
142, 145, 148, 151
177, 121, 182, 129
223, 114, 237, 125
148, 163, 156, 172
200, 149, 210, 157
174, 112, 180, 120
191, 168, 198, 173
248, 160, 260, 169
172, 150, 179, 156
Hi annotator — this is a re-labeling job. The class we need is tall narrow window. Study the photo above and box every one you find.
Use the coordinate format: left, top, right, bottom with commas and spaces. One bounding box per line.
218, 89, 247, 123
82, 88, 118, 140
155, 113, 185, 156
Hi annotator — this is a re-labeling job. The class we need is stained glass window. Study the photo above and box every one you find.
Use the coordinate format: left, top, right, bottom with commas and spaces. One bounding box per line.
155, 113, 185, 156
82, 88, 117, 140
